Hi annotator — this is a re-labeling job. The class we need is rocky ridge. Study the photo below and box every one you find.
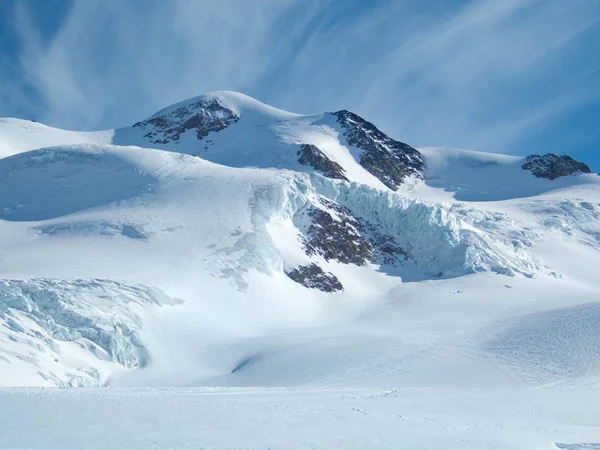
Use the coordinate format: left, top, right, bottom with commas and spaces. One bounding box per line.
333, 110, 425, 189
297, 144, 348, 181
285, 264, 343, 292
285, 195, 410, 291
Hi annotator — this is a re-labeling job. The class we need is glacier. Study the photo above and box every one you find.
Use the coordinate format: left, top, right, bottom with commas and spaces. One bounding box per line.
0, 90, 599, 396
0, 278, 177, 386
1, 90, 600, 450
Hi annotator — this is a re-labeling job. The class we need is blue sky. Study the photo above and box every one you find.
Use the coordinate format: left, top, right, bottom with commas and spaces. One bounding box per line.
1, 0, 599, 169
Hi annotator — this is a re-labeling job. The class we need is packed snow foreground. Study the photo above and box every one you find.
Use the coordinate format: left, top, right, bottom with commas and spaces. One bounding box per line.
1, 91, 599, 449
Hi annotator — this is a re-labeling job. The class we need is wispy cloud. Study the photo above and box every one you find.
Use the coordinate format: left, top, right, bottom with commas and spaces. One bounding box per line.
9, 0, 320, 129
2, 0, 600, 160
265, 0, 600, 154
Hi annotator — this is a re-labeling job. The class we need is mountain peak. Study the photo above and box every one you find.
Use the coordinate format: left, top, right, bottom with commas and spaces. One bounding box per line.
133, 94, 239, 144
147, 90, 301, 123
132, 91, 303, 146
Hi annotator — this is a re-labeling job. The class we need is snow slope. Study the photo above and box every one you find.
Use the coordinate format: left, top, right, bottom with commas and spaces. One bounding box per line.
2, 90, 600, 448
413, 146, 598, 202
1, 91, 599, 399
0, 118, 113, 159
1, 91, 420, 190
1, 386, 599, 450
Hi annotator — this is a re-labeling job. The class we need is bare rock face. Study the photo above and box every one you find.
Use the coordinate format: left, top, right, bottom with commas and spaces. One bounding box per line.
305, 198, 408, 267
333, 110, 424, 189
285, 263, 343, 292
285, 197, 409, 292
301, 199, 374, 266
133, 98, 238, 145
297, 198, 409, 269
297, 144, 348, 181
522, 153, 591, 180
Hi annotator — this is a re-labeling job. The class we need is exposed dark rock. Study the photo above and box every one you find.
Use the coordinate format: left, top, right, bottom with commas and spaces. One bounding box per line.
333, 110, 425, 189
295, 197, 409, 269
297, 144, 348, 181
522, 153, 591, 180
301, 200, 374, 265
285, 263, 343, 292
133, 98, 238, 145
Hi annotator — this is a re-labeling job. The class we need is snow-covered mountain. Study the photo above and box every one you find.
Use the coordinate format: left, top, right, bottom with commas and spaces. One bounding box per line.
1, 91, 599, 390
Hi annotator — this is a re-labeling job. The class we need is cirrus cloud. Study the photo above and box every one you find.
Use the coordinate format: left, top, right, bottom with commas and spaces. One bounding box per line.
2, 0, 599, 166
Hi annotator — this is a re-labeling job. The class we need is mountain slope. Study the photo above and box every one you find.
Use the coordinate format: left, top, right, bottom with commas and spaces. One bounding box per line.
413, 147, 596, 202
1, 91, 425, 191
0, 91, 599, 388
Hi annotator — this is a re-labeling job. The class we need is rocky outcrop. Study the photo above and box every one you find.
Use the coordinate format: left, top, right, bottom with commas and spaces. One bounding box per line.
286, 197, 410, 292
285, 264, 343, 292
333, 110, 424, 189
133, 98, 238, 145
297, 144, 348, 181
301, 200, 374, 265
298, 198, 409, 269
522, 153, 591, 180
